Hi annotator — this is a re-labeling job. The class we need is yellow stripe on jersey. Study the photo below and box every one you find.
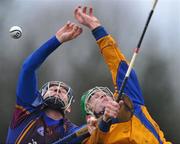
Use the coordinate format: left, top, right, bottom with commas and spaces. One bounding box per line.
16, 120, 36, 144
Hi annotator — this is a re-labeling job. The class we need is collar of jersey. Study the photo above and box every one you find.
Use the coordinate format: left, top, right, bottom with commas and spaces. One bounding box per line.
43, 112, 64, 126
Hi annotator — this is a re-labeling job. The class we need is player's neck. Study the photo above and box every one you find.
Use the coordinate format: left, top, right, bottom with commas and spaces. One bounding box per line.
45, 109, 63, 120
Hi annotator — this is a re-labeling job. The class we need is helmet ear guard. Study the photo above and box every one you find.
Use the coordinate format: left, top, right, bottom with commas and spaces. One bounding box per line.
39, 81, 74, 114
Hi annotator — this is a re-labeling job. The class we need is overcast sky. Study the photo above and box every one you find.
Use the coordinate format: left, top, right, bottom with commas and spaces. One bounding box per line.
2, 0, 180, 98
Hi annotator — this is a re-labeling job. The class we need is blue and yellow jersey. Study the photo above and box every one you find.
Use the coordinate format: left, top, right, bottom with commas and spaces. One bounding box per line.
6, 36, 82, 144
85, 26, 171, 144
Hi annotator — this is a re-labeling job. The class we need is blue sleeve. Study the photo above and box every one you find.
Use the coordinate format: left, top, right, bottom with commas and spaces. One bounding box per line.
98, 118, 122, 133
98, 119, 112, 132
116, 61, 144, 105
16, 36, 61, 106
92, 26, 108, 41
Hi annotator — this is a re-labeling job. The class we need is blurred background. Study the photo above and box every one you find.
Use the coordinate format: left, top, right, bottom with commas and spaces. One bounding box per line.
0, 0, 180, 143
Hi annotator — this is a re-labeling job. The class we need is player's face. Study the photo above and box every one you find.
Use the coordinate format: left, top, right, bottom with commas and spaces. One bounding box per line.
44, 86, 68, 105
87, 90, 113, 114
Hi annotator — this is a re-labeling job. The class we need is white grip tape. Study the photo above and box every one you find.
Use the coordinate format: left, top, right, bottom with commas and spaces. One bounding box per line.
125, 53, 137, 77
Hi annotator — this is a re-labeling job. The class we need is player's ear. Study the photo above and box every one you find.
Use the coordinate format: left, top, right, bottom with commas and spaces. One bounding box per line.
86, 102, 92, 110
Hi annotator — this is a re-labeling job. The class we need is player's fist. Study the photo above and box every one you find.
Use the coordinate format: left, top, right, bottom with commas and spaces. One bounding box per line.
103, 100, 124, 122
86, 115, 97, 134
56, 21, 82, 43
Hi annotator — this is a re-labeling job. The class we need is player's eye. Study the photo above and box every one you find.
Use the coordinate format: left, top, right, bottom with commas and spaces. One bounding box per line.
100, 94, 106, 98
54, 89, 59, 92
93, 94, 100, 99
62, 90, 67, 94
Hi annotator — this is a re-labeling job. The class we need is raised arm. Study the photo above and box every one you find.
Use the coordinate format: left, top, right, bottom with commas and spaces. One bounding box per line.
74, 6, 144, 104
74, 6, 126, 90
16, 22, 82, 106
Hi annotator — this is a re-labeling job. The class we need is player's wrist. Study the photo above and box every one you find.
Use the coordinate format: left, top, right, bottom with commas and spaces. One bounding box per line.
55, 34, 62, 43
56, 34, 66, 43
89, 23, 101, 30
98, 116, 112, 132
103, 115, 111, 122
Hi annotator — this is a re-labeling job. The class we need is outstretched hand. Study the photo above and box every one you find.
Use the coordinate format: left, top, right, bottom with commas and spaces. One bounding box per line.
56, 21, 82, 43
74, 6, 101, 30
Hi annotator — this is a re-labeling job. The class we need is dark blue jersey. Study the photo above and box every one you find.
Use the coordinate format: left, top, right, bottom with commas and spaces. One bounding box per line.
6, 36, 80, 144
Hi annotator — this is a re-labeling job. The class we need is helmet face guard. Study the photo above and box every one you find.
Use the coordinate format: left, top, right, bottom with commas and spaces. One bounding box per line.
39, 81, 74, 114
81, 87, 134, 122
81, 86, 113, 117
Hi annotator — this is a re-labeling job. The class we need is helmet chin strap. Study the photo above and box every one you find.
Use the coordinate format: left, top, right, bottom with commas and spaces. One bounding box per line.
43, 96, 66, 116
46, 106, 65, 117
